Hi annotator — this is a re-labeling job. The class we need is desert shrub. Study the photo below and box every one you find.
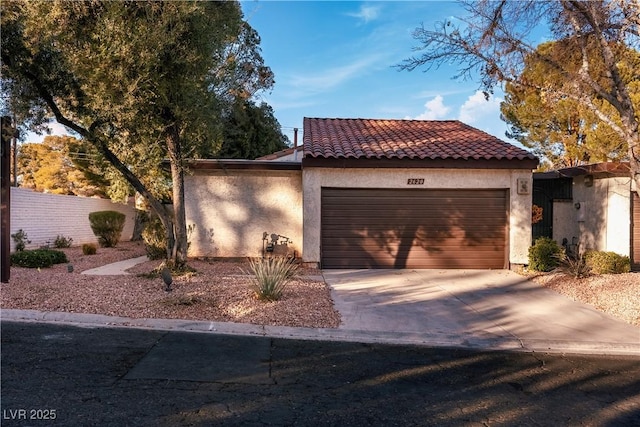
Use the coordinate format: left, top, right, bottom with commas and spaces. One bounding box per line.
82, 243, 97, 255
10, 249, 68, 268
557, 252, 591, 278
142, 216, 167, 260
528, 237, 563, 272
585, 251, 630, 274
53, 235, 74, 248
89, 211, 126, 247
247, 257, 298, 301
11, 229, 31, 252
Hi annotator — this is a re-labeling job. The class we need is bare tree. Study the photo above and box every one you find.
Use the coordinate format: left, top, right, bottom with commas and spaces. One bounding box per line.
400, 0, 640, 188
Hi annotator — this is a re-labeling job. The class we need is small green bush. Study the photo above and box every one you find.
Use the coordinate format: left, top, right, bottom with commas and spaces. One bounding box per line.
10, 249, 68, 268
528, 237, 563, 272
11, 229, 31, 252
54, 235, 74, 248
585, 251, 630, 274
247, 257, 299, 301
142, 216, 167, 260
89, 210, 126, 248
82, 243, 97, 255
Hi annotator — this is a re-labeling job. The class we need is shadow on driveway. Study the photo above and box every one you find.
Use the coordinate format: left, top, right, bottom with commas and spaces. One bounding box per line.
323, 269, 640, 353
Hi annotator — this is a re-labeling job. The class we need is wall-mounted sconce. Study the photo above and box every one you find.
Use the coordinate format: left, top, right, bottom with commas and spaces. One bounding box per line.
584, 174, 594, 187
574, 202, 581, 210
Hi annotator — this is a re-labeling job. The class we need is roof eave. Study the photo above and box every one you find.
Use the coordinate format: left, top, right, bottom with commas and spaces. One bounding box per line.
301, 157, 539, 170
185, 159, 302, 171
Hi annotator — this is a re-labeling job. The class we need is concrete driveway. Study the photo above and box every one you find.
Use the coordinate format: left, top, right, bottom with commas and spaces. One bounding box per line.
323, 269, 640, 355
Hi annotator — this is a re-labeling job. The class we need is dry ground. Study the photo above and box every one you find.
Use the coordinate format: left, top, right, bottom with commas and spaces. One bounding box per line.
2, 241, 638, 327
1, 242, 340, 328
528, 271, 639, 327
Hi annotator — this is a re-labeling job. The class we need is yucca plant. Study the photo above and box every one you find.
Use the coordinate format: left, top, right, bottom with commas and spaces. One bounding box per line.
247, 257, 298, 301
556, 252, 591, 278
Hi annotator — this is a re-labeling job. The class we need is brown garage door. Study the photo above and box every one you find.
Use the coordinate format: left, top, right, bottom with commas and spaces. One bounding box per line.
633, 192, 640, 272
321, 188, 508, 269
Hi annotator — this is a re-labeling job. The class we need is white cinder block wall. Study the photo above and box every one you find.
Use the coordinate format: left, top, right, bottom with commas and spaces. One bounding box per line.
7, 187, 136, 250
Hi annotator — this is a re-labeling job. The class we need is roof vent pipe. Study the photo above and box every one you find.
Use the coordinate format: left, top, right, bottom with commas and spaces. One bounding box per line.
293, 128, 298, 148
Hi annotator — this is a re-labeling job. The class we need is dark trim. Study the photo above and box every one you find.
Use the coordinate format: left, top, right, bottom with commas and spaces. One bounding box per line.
534, 162, 630, 179
632, 191, 640, 272
302, 157, 538, 170
183, 157, 538, 171
185, 159, 302, 171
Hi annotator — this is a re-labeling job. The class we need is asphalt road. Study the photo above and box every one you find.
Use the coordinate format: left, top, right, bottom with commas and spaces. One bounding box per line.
2, 321, 639, 426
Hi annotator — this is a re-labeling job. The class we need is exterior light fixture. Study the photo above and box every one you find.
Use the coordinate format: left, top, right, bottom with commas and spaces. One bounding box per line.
161, 267, 173, 292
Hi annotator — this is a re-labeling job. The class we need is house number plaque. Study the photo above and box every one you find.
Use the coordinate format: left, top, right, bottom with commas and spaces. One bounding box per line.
407, 178, 424, 185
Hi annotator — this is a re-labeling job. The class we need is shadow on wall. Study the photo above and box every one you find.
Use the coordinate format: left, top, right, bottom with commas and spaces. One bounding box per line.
186, 172, 302, 258
561, 176, 625, 255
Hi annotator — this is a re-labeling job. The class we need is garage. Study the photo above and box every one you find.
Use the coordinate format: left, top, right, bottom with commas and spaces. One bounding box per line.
321, 188, 508, 269
184, 118, 538, 268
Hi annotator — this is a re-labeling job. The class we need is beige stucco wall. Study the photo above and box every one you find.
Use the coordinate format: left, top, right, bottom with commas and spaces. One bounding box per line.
302, 167, 533, 266
553, 175, 633, 255
185, 170, 303, 258
552, 200, 576, 249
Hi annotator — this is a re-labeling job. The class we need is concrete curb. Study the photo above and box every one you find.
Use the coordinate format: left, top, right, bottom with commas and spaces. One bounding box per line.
2, 309, 639, 356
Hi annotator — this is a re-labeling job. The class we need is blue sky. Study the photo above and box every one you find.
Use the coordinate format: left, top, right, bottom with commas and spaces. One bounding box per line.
30, 0, 519, 149
241, 0, 516, 147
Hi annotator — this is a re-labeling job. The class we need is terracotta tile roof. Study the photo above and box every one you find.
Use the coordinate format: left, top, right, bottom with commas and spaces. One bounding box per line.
256, 145, 304, 161
303, 118, 537, 161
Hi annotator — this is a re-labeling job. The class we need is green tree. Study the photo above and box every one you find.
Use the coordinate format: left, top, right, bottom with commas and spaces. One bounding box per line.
17, 135, 107, 196
217, 100, 289, 159
501, 41, 639, 169
1, 1, 274, 267
400, 0, 640, 187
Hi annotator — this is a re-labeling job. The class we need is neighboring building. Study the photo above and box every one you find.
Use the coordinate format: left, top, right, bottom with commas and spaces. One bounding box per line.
533, 162, 639, 271
256, 145, 304, 162
185, 118, 539, 269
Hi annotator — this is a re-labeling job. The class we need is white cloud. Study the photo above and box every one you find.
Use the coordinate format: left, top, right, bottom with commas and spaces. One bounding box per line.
458, 91, 501, 124
288, 53, 385, 94
410, 95, 452, 120
346, 5, 381, 23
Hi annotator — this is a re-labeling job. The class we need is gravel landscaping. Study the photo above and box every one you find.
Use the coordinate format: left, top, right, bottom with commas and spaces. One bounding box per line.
527, 271, 639, 327
1, 241, 341, 328
2, 241, 638, 328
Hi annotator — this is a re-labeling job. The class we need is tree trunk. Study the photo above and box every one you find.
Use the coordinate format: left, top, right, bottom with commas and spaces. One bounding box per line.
620, 109, 640, 194
131, 209, 146, 241
165, 121, 188, 268
627, 132, 640, 194
21, 69, 180, 260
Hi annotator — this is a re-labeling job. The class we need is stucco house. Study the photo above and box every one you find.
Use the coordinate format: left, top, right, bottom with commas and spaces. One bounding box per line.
533, 162, 640, 271
184, 118, 539, 269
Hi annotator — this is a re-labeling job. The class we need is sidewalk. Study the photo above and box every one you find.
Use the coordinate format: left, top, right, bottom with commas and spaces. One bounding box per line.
81, 256, 149, 275
3, 306, 639, 356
